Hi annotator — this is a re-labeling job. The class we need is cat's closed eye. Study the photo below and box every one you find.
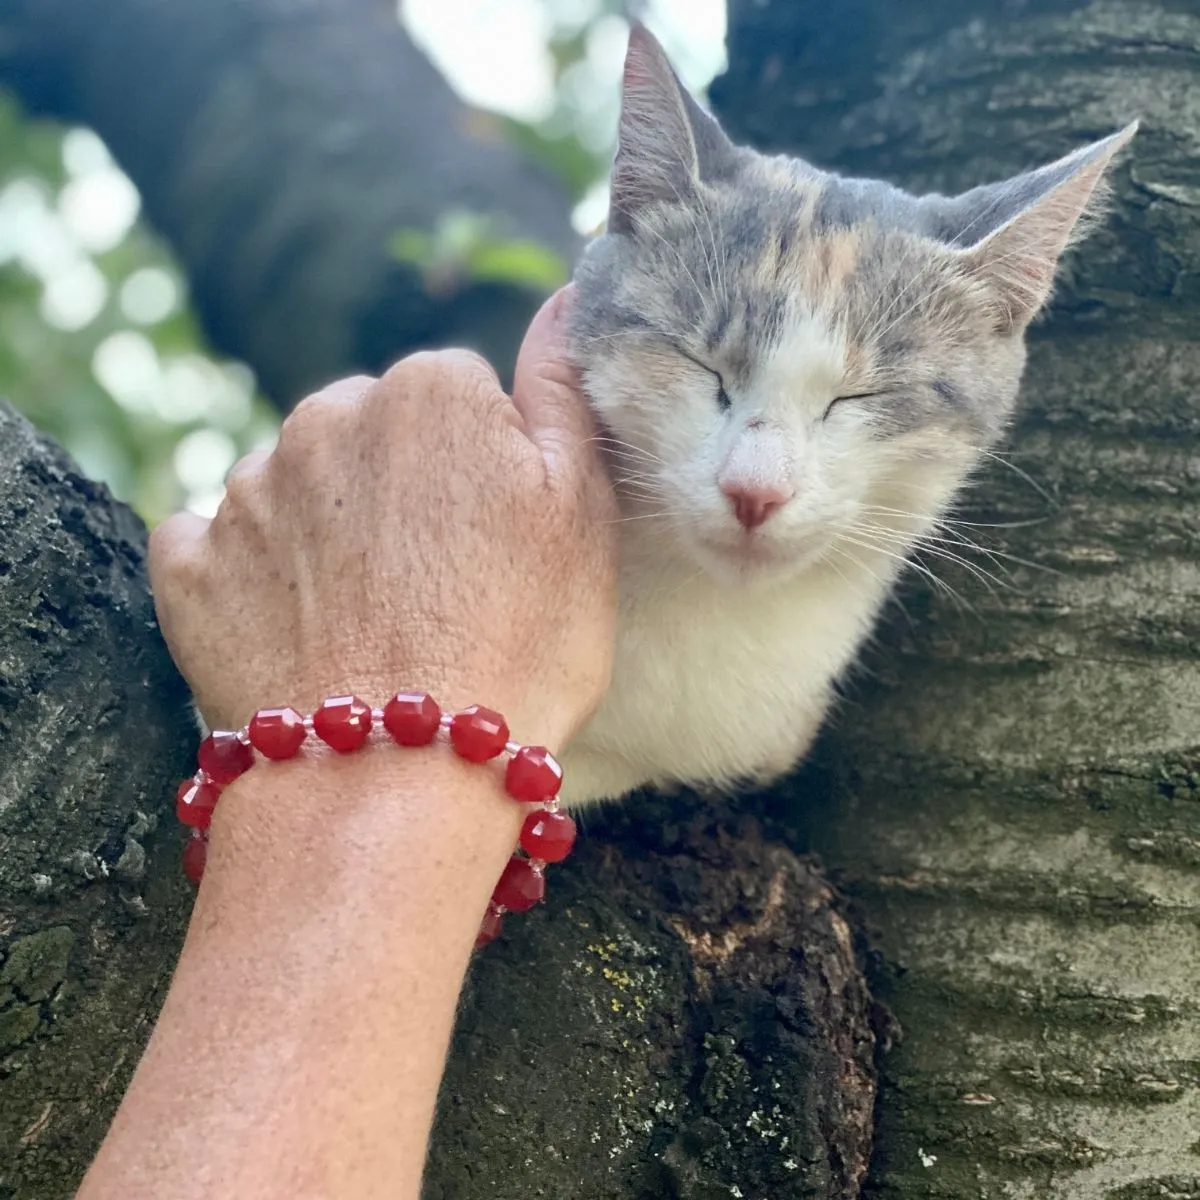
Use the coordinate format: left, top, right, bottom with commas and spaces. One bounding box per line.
823, 393, 878, 420
714, 375, 732, 411
677, 347, 731, 411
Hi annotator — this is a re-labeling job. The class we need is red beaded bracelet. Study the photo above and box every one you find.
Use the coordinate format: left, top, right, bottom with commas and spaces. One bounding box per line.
173, 692, 576, 950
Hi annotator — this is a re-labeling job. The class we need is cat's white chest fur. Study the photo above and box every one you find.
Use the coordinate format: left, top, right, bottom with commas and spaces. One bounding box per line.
559, 537, 895, 806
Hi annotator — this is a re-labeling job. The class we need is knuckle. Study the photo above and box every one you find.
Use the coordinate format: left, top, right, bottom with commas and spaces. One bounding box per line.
381, 349, 500, 398
147, 518, 206, 595
147, 513, 192, 567
223, 448, 270, 496
319, 374, 376, 406
282, 390, 324, 431
145, 526, 174, 584
277, 389, 358, 462
442, 348, 500, 387
333, 373, 376, 394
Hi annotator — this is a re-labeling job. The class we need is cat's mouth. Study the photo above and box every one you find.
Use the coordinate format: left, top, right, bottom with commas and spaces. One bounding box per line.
694, 527, 822, 582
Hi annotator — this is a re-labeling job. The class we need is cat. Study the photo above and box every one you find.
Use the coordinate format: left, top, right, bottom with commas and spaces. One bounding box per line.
561, 23, 1136, 807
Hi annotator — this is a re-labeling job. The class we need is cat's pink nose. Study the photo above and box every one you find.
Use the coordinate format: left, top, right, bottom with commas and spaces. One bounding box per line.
722, 482, 793, 530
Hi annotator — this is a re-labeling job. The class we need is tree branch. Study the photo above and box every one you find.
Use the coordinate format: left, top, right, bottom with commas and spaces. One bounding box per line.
0, 399, 195, 1192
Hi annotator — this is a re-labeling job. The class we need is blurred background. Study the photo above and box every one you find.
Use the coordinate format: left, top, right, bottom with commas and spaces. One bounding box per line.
0, 0, 726, 525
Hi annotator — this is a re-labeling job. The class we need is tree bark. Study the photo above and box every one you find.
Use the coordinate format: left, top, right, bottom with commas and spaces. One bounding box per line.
0, 0, 580, 404
713, 0, 1200, 1194
0, 400, 196, 1197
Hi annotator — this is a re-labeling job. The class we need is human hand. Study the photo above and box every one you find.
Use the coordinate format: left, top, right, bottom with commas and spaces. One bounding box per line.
148, 287, 619, 751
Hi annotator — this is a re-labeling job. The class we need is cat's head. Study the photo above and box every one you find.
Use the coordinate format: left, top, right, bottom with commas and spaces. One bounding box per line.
571, 24, 1136, 586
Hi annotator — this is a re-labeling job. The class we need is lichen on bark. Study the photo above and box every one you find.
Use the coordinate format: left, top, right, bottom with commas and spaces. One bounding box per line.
425, 800, 876, 1199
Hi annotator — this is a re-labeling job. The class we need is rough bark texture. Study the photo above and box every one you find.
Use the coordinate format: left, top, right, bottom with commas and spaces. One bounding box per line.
713, 0, 1200, 1194
0, 400, 196, 1198
0, 0, 579, 404
428, 797, 875, 1199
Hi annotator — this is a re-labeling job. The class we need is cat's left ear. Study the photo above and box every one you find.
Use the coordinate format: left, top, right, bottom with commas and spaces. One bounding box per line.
952, 122, 1138, 331
610, 22, 739, 234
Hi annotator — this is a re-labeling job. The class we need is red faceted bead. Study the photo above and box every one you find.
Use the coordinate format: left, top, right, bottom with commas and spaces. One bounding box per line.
197, 730, 254, 785
382, 691, 441, 747
312, 695, 372, 753
182, 833, 208, 886
475, 907, 504, 950
449, 705, 509, 763
505, 746, 563, 803
248, 706, 308, 759
176, 777, 221, 830
491, 855, 545, 913
520, 808, 576, 864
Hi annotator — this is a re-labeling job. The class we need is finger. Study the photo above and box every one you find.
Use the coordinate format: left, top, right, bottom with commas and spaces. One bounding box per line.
285, 375, 375, 415
377, 349, 501, 403
511, 285, 599, 473
364, 351, 505, 447
437, 348, 502, 392
147, 510, 210, 600
224, 447, 272, 488
320, 374, 376, 404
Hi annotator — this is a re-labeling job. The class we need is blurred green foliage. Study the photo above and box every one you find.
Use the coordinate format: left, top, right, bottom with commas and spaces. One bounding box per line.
389, 211, 570, 294
500, 0, 632, 206
0, 93, 278, 527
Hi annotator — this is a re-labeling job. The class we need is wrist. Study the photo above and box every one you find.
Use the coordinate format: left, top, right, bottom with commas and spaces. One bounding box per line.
83, 749, 517, 1200
206, 748, 522, 906
177, 690, 577, 949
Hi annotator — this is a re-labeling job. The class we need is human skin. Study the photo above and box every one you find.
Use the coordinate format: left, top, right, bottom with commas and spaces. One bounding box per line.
75, 286, 619, 1200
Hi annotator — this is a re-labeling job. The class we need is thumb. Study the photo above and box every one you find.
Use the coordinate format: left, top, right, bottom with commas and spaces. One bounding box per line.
511, 284, 598, 474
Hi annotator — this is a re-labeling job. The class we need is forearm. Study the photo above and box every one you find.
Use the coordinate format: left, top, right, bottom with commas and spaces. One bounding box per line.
78, 749, 522, 1200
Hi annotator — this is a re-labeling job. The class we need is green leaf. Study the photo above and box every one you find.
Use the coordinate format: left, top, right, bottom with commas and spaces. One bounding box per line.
387, 211, 568, 295
467, 240, 569, 291
502, 117, 604, 201
386, 228, 435, 267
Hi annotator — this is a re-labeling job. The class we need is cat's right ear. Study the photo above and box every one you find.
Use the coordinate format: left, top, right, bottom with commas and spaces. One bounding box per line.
947, 123, 1138, 331
609, 23, 736, 234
